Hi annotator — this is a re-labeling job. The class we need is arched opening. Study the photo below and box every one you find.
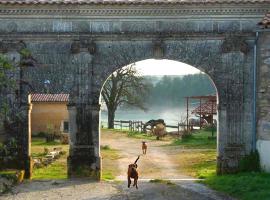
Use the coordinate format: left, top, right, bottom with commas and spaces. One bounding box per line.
29, 93, 70, 180
100, 59, 219, 181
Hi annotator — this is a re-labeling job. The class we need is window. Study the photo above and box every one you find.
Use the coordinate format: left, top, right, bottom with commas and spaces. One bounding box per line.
63, 121, 69, 133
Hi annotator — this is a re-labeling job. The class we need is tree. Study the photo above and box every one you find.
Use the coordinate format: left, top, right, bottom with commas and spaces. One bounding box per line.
0, 54, 15, 123
101, 64, 150, 129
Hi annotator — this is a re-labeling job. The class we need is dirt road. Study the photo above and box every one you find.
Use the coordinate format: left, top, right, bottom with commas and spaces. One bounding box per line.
1, 130, 235, 200
101, 130, 190, 180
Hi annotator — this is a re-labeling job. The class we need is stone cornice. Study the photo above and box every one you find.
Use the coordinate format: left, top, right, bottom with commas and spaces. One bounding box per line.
0, 3, 269, 18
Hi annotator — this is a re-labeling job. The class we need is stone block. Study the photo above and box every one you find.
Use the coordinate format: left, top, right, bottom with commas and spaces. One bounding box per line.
218, 21, 240, 33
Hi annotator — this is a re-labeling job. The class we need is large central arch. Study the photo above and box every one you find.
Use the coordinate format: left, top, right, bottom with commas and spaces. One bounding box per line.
0, 0, 263, 179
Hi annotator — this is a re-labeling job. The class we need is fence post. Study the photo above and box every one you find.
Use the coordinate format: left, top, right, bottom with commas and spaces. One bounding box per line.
120, 120, 122, 130
178, 123, 180, 135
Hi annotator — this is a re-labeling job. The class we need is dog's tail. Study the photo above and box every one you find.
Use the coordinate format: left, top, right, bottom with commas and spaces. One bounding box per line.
134, 155, 140, 164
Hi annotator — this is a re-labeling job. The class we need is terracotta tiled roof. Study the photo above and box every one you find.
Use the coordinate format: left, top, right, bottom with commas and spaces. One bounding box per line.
0, 0, 269, 5
258, 12, 270, 28
31, 93, 69, 102
191, 100, 217, 115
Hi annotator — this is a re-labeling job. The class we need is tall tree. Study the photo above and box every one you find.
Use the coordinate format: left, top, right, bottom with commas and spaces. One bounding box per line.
101, 64, 150, 129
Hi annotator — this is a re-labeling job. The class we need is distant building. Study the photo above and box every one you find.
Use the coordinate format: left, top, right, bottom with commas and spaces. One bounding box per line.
30, 94, 69, 136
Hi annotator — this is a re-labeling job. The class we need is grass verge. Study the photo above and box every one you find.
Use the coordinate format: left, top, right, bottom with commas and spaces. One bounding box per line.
199, 172, 270, 200
102, 128, 159, 140
101, 145, 121, 181
170, 130, 216, 149
31, 137, 68, 180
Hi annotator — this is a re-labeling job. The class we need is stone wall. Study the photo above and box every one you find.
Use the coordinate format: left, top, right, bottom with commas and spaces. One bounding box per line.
257, 31, 270, 172
0, 1, 266, 178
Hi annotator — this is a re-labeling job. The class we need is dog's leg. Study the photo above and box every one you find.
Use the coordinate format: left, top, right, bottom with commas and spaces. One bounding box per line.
134, 178, 138, 189
128, 177, 131, 188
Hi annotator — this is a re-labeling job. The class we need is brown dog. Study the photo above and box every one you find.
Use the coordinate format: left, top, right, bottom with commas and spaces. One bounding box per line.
127, 156, 140, 189
142, 141, 147, 155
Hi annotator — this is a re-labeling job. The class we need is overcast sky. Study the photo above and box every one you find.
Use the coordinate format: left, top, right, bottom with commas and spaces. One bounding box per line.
135, 59, 201, 76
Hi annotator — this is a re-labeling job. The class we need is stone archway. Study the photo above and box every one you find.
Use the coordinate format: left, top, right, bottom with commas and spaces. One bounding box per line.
0, 0, 262, 179
91, 37, 253, 179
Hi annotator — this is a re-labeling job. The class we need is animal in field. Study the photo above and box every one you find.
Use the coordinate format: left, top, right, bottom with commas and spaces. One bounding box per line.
127, 156, 140, 189
142, 141, 147, 155
143, 119, 166, 133
152, 123, 166, 140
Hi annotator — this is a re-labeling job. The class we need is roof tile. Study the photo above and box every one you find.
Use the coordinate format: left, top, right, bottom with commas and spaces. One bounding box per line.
31, 93, 69, 102
258, 12, 270, 28
0, 0, 269, 5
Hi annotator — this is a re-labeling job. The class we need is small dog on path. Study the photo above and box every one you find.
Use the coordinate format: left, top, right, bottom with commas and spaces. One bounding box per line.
127, 156, 140, 189
142, 141, 147, 155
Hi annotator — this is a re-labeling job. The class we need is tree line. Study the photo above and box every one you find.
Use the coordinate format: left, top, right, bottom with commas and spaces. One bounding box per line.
145, 73, 216, 107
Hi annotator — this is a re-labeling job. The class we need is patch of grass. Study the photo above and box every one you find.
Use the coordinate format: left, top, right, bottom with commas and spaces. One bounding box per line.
32, 161, 67, 180
103, 128, 157, 140
101, 146, 121, 180
149, 179, 175, 185
0, 170, 18, 176
101, 147, 121, 160
173, 149, 216, 177
199, 172, 270, 200
127, 131, 156, 140
102, 170, 115, 181
31, 137, 69, 180
101, 145, 111, 150
31, 137, 61, 146
171, 130, 216, 149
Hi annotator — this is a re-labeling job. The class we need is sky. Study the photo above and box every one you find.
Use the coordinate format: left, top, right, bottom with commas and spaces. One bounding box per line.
135, 59, 201, 76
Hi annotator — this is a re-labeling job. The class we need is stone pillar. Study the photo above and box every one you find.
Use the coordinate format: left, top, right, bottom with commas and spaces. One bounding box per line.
216, 50, 247, 174
18, 95, 33, 179
67, 103, 101, 180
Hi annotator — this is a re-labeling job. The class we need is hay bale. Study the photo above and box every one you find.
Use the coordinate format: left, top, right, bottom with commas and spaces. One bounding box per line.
152, 123, 167, 140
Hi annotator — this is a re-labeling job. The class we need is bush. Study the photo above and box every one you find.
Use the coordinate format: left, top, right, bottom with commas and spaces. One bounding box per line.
0, 138, 19, 169
35, 132, 47, 138
45, 132, 61, 143
181, 130, 192, 140
239, 150, 261, 172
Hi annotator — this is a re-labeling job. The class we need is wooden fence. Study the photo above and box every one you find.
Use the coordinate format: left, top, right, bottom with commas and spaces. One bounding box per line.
112, 120, 188, 135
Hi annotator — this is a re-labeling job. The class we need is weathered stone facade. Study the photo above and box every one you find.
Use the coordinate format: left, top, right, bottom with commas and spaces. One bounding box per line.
0, 1, 269, 178
257, 30, 270, 172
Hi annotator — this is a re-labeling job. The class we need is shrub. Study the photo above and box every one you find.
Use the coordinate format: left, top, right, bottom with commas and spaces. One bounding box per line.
35, 132, 47, 138
0, 138, 19, 169
181, 130, 192, 140
45, 133, 55, 143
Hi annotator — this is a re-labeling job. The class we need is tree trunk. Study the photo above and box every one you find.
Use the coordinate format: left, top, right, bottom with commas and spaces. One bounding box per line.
108, 108, 115, 129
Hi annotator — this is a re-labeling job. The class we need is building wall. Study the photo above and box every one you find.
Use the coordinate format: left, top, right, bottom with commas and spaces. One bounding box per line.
0, 1, 268, 178
31, 102, 69, 135
257, 31, 270, 172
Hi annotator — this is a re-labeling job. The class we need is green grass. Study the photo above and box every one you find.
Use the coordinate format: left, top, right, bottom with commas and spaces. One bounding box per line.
101, 145, 121, 180
31, 137, 68, 180
199, 172, 270, 200
171, 130, 216, 149
31, 137, 61, 146
102, 170, 115, 181
126, 131, 157, 140
32, 161, 67, 180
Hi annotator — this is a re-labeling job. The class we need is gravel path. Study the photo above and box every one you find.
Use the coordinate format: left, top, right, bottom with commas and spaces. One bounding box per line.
1, 130, 235, 200
1, 179, 235, 200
